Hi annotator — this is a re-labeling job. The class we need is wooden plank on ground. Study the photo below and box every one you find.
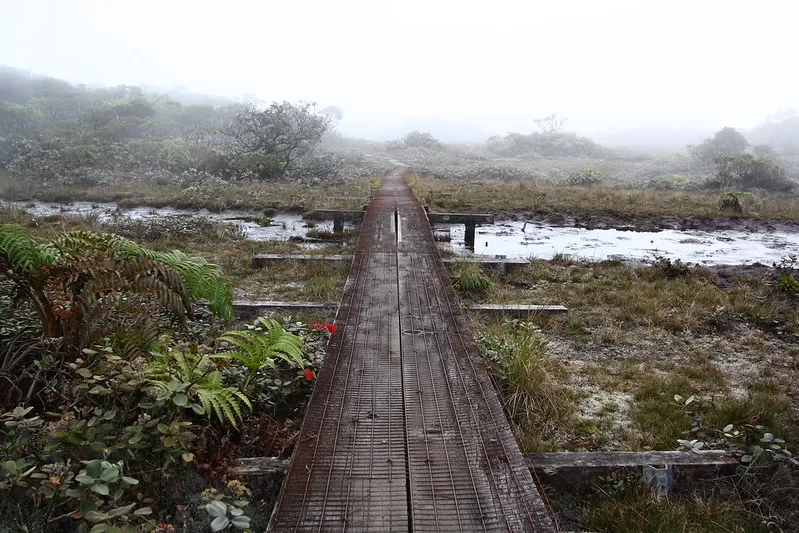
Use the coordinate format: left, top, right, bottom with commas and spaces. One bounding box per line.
428, 212, 495, 224
527, 451, 738, 488
233, 451, 738, 488
468, 304, 569, 318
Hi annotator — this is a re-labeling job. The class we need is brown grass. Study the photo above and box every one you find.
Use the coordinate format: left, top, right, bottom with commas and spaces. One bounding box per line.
408, 174, 799, 220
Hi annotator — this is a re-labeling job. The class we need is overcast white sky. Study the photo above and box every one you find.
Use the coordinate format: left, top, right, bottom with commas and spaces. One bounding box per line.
1, 0, 797, 139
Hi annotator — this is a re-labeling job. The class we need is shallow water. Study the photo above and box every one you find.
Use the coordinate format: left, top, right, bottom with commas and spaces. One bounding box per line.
7, 201, 797, 265
7, 201, 343, 242
439, 221, 799, 266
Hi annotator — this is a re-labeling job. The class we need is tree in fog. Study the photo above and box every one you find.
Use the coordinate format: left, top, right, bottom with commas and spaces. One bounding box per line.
689, 127, 748, 165
226, 101, 331, 179
534, 113, 567, 134
322, 106, 344, 122
0, 101, 43, 136
401, 131, 441, 149
709, 153, 792, 192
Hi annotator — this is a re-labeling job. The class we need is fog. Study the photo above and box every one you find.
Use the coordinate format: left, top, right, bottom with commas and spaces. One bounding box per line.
2, 0, 797, 145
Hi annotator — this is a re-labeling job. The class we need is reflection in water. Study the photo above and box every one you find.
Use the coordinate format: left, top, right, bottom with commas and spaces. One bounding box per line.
8, 202, 798, 265
8, 201, 338, 242
440, 221, 799, 266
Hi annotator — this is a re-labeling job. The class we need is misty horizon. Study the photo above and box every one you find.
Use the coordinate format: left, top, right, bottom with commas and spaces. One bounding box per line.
3, 0, 796, 147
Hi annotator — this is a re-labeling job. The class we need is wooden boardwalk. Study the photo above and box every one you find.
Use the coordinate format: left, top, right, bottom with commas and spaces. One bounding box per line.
269, 169, 556, 532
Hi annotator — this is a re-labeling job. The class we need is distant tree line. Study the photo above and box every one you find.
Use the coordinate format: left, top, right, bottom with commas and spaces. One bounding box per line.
689, 126, 794, 192
0, 65, 340, 185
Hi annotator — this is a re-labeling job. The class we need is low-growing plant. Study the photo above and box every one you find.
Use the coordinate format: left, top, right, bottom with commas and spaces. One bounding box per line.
147, 348, 252, 428
201, 480, 252, 532
477, 320, 573, 428
213, 317, 304, 392
453, 263, 492, 298
650, 255, 693, 279
774, 255, 799, 295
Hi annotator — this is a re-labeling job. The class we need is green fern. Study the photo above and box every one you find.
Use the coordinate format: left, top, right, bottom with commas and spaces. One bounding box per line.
147, 351, 251, 427
0, 224, 234, 356
212, 318, 304, 392
0, 224, 49, 274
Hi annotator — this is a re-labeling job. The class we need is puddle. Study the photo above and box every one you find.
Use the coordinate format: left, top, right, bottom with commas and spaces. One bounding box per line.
437, 221, 799, 266
6, 201, 798, 265
4, 201, 350, 243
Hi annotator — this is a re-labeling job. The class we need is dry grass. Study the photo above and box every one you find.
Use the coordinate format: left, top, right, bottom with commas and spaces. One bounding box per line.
0, 174, 378, 212
408, 174, 799, 220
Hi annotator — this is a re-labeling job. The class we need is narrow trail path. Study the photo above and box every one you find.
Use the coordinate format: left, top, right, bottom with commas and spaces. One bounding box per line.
270, 169, 556, 532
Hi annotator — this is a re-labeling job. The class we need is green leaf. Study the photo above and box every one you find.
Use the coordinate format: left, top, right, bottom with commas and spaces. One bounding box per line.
85, 460, 104, 478
76, 473, 95, 485
100, 467, 120, 482
84, 510, 109, 523
77, 368, 94, 378
231, 516, 251, 529
191, 403, 205, 415
2, 460, 17, 475
121, 476, 139, 485
89, 525, 110, 533
181, 452, 195, 463
133, 506, 153, 516
106, 503, 136, 518
172, 393, 188, 406
91, 483, 110, 496
210, 516, 230, 532
205, 500, 227, 518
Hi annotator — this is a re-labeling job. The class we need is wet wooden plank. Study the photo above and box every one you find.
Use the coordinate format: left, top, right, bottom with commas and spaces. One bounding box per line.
249, 253, 529, 273
528, 451, 738, 488
467, 304, 569, 318
428, 213, 495, 224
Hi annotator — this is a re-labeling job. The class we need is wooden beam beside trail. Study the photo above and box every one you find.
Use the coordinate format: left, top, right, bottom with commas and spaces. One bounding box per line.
467, 304, 569, 319
248, 254, 353, 269
232, 300, 338, 320
427, 213, 495, 224
230, 300, 568, 320
527, 451, 738, 488
428, 213, 495, 249
249, 253, 530, 273
232, 451, 738, 488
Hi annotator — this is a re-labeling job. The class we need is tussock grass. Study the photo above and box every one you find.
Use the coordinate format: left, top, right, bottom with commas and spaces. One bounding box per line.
409, 174, 799, 219
452, 262, 493, 299
496, 258, 795, 334
580, 486, 766, 533
476, 319, 575, 447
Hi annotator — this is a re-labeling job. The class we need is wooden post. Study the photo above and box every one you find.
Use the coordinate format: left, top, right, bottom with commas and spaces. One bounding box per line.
333, 218, 344, 234
464, 222, 476, 250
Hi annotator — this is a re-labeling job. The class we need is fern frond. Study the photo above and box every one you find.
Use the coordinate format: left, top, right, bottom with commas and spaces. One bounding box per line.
0, 224, 50, 273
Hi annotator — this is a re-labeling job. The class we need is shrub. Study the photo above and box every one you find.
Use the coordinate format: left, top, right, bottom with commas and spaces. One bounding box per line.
0, 225, 232, 357
707, 153, 794, 192
562, 167, 603, 186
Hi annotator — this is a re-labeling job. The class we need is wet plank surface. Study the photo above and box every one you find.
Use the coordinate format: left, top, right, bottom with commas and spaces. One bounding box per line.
269, 169, 555, 532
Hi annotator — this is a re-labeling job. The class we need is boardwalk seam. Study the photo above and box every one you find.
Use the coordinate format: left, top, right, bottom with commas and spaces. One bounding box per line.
395, 206, 415, 533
